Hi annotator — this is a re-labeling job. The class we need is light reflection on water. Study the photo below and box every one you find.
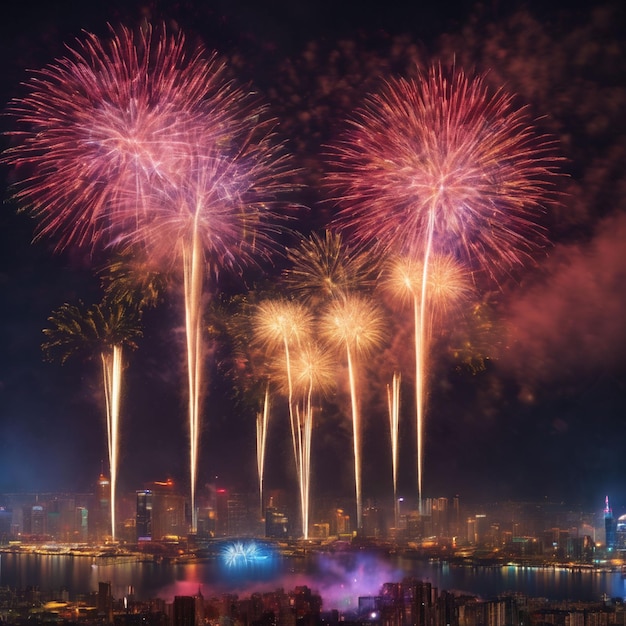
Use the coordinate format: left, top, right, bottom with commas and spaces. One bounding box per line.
2, 552, 626, 606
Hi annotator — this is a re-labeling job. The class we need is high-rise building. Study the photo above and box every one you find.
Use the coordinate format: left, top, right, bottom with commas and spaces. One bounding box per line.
97, 582, 113, 623
22, 504, 46, 537
431, 498, 448, 538
362, 505, 385, 538
136, 490, 153, 541
94, 472, 111, 541
266, 507, 289, 538
173, 596, 196, 626
605, 496, 616, 552
136, 479, 186, 542
215, 489, 228, 537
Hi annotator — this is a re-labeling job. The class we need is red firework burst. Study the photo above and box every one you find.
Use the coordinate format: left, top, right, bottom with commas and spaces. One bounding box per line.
326, 64, 562, 277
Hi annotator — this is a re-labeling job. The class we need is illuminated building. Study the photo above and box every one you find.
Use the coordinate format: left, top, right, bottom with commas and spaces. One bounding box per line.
405, 580, 436, 626
136, 479, 186, 541
213, 488, 257, 537
310, 523, 330, 539
215, 489, 228, 537
136, 490, 153, 541
226, 492, 251, 536
605, 496, 616, 552
265, 507, 289, 538
46, 496, 77, 541
22, 504, 46, 537
334, 508, 351, 536
615, 515, 626, 552
362, 505, 385, 538
431, 497, 449, 538
0, 507, 13, 542
94, 471, 111, 541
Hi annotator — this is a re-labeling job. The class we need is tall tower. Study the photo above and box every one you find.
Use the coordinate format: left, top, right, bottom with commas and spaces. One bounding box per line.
605, 496, 617, 553
95, 469, 111, 541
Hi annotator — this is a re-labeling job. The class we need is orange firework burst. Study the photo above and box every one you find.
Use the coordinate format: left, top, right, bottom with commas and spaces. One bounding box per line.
385, 254, 471, 316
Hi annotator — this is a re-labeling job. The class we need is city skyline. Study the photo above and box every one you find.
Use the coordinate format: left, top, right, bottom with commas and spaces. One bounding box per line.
0, 0, 625, 515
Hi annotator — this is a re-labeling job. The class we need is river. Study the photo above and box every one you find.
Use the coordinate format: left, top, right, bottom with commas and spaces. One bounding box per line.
2, 550, 626, 609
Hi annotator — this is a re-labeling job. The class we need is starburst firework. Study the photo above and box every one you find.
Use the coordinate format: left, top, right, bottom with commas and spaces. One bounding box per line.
284, 230, 379, 305
327, 64, 560, 274
4, 24, 223, 250
277, 341, 335, 539
253, 300, 322, 538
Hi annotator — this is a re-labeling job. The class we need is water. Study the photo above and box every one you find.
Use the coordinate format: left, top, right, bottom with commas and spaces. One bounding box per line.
2, 551, 626, 607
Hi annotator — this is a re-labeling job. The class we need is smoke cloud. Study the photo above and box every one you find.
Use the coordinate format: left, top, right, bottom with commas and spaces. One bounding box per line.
500, 211, 626, 384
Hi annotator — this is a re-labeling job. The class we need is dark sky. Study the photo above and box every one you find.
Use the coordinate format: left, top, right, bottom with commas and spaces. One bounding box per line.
0, 0, 625, 517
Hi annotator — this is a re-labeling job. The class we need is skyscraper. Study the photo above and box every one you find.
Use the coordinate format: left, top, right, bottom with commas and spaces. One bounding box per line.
605, 496, 616, 552
136, 479, 186, 542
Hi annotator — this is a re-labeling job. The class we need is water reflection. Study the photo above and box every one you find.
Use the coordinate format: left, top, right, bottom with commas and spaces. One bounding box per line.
2, 552, 626, 605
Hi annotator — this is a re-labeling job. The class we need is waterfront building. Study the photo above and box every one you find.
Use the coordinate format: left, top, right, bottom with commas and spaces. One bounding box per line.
22, 503, 46, 538
136, 479, 186, 542
605, 496, 617, 553
266, 506, 289, 538
94, 472, 111, 541
0, 506, 13, 542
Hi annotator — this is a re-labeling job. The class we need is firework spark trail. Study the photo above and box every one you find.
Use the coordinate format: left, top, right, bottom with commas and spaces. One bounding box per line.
387, 372, 400, 527
254, 300, 317, 535
256, 382, 271, 517
329, 64, 560, 506
288, 343, 335, 538
146, 132, 293, 532
321, 295, 385, 530
101, 345, 123, 540
387, 254, 470, 507
183, 227, 203, 532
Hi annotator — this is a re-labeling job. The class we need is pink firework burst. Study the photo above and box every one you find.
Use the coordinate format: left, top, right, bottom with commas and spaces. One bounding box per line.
327, 64, 562, 276
4, 22, 296, 535
3, 22, 286, 254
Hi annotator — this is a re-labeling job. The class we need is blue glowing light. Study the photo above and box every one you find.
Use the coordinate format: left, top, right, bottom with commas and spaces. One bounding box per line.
221, 540, 272, 567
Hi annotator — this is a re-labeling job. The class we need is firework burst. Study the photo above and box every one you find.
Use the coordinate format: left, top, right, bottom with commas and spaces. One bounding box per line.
327, 64, 561, 276
5, 23, 295, 533
283, 230, 380, 305
328, 64, 559, 506
3, 24, 226, 250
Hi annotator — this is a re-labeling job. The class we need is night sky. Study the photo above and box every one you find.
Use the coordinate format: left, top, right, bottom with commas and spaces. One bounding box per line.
0, 0, 624, 516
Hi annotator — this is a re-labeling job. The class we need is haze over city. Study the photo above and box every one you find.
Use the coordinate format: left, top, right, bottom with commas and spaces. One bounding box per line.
0, 0, 624, 522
